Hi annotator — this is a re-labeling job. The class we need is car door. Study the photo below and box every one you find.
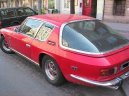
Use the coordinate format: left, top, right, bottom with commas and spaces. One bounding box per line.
10, 18, 43, 58
30, 22, 55, 62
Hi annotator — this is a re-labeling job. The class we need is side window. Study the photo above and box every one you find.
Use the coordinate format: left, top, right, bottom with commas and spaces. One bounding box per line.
20, 18, 42, 37
36, 23, 54, 41
16, 8, 25, 16
24, 8, 35, 15
1, 9, 15, 19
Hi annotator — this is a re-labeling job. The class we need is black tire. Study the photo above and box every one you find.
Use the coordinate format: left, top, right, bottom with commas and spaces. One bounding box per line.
42, 55, 66, 86
0, 36, 14, 54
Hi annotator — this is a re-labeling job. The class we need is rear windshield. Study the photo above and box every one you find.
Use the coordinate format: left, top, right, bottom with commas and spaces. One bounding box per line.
61, 20, 129, 54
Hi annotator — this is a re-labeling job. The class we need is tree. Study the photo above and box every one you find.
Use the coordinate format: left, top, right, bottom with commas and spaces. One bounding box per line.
70, 0, 75, 14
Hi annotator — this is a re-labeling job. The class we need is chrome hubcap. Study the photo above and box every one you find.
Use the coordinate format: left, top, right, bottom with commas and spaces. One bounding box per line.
45, 60, 58, 80
2, 39, 11, 51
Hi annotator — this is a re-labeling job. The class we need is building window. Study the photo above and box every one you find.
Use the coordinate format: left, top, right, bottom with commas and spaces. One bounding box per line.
64, 0, 78, 8
85, 0, 90, 7
64, 0, 70, 8
113, 0, 126, 16
48, 0, 55, 9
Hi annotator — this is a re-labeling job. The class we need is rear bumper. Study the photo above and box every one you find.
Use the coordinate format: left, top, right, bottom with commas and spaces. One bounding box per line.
70, 71, 129, 90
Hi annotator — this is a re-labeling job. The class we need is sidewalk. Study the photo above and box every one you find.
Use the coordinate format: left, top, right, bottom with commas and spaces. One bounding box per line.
103, 22, 129, 32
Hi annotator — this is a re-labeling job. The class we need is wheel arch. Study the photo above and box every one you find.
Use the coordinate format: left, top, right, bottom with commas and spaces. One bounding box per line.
0, 34, 6, 41
39, 52, 58, 68
0, 34, 4, 38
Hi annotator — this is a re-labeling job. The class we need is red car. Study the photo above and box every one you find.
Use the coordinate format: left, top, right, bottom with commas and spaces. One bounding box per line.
0, 14, 129, 89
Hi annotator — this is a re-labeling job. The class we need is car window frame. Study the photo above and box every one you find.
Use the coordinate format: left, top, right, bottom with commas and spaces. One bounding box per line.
60, 20, 101, 55
18, 18, 44, 38
60, 20, 129, 55
35, 22, 55, 42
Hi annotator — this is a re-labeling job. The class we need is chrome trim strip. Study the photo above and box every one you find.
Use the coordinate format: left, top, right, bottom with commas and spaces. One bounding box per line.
59, 20, 129, 55
11, 48, 39, 66
120, 71, 129, 79
70, 74, 122, 89
28, 17, 59, 28
70, 71, 129, 89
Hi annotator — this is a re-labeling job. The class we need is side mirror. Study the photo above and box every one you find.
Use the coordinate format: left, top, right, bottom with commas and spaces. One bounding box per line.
14, 26, 20, 32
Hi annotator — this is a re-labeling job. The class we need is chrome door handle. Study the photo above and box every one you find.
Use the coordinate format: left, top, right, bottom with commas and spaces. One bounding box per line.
26, 44, 31, 48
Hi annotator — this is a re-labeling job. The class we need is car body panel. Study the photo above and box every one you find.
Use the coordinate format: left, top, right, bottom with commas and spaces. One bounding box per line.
0, 14, 129, 89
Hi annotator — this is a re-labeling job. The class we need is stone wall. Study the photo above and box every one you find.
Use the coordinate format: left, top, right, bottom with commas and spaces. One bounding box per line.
104, 0, 129, 23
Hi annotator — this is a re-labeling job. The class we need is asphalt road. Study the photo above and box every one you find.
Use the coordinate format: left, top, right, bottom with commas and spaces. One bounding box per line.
0, 39, 129, 96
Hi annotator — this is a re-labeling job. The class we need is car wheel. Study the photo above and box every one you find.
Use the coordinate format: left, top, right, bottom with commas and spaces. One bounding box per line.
42, 55, 65, 86
0, 37, 13, 54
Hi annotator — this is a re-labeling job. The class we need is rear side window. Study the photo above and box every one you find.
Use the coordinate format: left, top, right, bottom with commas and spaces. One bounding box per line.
36, 23, 54, 41
0, 9, 15, 19
24, 8, 35, 15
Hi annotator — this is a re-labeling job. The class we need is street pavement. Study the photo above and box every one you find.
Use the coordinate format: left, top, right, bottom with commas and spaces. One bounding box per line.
0, 48, 129, 96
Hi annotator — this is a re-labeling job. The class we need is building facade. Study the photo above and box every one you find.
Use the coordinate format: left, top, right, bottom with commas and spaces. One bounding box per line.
58, 0, 129, 23
104, 0, 129, 23
0, 0, 129, 23
0, 0, 8, 8
57, 0, 104, 20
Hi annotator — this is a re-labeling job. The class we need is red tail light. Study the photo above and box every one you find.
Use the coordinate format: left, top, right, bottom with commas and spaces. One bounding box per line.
100, 68, 117, 76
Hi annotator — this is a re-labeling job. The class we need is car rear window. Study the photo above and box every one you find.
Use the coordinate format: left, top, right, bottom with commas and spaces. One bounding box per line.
61, 20, 129, 54
24, 8, 35, 15
0, 9, 15, 19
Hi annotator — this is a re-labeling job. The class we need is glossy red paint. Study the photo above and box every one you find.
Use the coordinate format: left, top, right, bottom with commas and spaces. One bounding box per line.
0, 14, 129, 89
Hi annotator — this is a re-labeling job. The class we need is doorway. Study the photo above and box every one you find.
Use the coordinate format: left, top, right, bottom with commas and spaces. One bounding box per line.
48, 0, 55, 9
82, 0, 97, 18
91, 0, 97, 17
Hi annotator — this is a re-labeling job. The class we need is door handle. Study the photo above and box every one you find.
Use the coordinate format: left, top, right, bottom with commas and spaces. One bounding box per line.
26, 44, 31, 48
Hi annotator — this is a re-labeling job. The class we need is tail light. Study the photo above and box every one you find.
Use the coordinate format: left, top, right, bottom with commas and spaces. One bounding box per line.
100, 67, 117, 76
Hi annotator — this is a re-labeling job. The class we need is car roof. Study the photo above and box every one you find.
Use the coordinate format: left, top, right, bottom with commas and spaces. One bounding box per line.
29, 14, 95, 27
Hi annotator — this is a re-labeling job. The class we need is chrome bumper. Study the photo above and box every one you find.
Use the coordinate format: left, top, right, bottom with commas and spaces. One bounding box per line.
70, 71, 129, 90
